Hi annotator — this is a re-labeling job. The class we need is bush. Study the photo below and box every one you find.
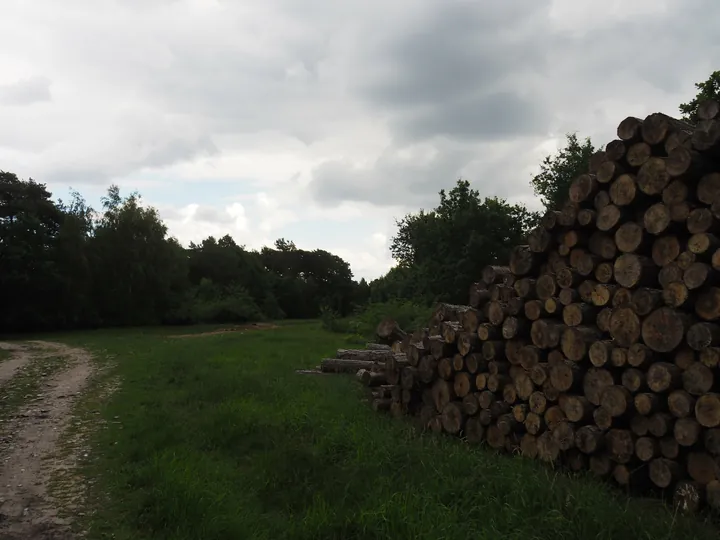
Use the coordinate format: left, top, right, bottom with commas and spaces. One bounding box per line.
323, 300, 433, 339
164, 279, 264, 325
319, 305, 355, 334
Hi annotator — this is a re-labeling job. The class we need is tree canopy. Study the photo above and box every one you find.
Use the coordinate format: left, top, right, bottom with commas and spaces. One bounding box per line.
373, 179, 537, 305
0, 172, 364, 332
680, 70, 720, 123
530, 133, 595, 212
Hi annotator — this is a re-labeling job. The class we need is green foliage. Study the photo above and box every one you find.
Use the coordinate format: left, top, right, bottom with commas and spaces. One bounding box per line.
0, 172, 365, 332
319, 305, 352, 333
531, 133, 595, 211
382, 179, 537, 305
354, 300, 433, 337
63, 326, 717, 540
322, 300, 434, 341
680, 70, 720, 123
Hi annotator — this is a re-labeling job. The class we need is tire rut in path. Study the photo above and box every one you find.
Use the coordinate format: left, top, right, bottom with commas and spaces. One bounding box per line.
0, 340, 96, 540
0, 343, 34, 386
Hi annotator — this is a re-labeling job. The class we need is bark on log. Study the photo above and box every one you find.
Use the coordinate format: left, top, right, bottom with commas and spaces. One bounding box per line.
366, 343, 391, 351
321, 358, 380, 373
376, 319, 407, 343
642, 113, 693, 146
482, 265, 512, 285
336, 349, 394, 361
469, 283, 492, 308
569, 174, 599, 203
618, 116, 643, 141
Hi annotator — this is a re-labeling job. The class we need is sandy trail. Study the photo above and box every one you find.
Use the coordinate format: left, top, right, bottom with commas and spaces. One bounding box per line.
0, 343, 34, 386
0, 340, 96, 540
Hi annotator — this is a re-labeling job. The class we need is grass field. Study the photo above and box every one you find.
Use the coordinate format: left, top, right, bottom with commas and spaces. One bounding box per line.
49, 322, 717, 539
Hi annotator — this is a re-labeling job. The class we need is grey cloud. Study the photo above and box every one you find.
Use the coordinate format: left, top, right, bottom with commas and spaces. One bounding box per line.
309, 135, 548, 208
398, 91, 549, 142
44, 134, 218, 186
0, 76, 52, 106
357, 1, 553, 142
310, 142, 475, 208
140, 135, 218, 170
145, 31, 333, 142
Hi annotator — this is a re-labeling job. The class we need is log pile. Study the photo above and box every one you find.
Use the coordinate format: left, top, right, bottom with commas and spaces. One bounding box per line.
369, 101, 720, 513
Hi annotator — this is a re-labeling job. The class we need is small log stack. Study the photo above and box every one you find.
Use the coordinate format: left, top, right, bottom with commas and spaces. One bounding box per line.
368, 101, 720, 514
316, 344, 409, 412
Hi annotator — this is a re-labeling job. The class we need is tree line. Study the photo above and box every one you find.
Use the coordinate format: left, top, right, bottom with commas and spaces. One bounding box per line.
0, 175, 367, 332
2, 71, 716, 333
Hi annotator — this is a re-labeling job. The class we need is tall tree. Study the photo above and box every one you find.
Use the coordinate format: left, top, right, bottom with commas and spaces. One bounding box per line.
531, 133, 595, 212
0, 172, 66, 330
88, 185, 188, 326
679, 70, 720, 123
390, 179, 536, 304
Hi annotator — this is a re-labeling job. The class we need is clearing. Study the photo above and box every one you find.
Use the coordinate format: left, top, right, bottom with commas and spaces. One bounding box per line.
0, 322, 716, 539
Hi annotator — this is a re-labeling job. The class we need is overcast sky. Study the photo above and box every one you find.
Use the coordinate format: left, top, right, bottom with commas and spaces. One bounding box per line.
1, 0, 718, 280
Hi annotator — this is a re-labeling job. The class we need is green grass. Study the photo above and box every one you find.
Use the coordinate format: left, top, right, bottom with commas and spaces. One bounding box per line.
45, 322, 716, 539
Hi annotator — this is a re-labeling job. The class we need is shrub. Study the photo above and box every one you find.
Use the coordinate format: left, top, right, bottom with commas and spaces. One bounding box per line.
323, 300, 433, 339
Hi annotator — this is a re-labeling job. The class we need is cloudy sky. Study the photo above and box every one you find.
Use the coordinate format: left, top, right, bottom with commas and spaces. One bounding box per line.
1, 0, 718, 280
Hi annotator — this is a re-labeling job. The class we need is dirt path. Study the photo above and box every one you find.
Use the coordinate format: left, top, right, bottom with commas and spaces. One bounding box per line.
0, 341, 96, 540
0, 343, 34, 385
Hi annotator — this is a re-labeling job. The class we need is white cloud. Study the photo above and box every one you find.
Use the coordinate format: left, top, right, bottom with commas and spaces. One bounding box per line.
0, 0, 718, 280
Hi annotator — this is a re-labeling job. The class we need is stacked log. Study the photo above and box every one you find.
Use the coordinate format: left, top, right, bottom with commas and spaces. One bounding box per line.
370, 101, 720, 513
